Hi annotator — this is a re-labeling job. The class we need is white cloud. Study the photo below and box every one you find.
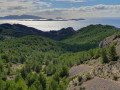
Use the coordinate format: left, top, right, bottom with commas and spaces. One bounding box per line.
25, 4, 120, 18
0, 2, 120, 18
0, 0, 52, 17
55, 0, 86, 2
0, 0, 52, 11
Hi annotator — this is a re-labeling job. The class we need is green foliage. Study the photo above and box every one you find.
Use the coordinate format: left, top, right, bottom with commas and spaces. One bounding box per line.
63, 25, 118, 51
0, 24, 119, 90
15, 80, 28, 90
20, 56, 26, 64
0, 78, 5, 90
114, 32, 120, 40
44, 63, 56, 76
78, 76, 82, 82
84, 73, 92, 81
57, 82, 66, 90
49, 80, 58, 90
25, 73, 38, 87
35, 64, 42, 73
38, 73, 46, 90
7, 63, 11, 75
15, 74, 24, 82
4, 81, 15, 90
100, 48, 109, 64
108, 44, 118, 61
0, 61, 4, 72
52, 72, 60, 83
29, 84, 37, 90
100, 44, 118, 64
60, 65, 69, 77
1, 54, 9, 63
32, 80, 43, 90
21, 67, 27, 79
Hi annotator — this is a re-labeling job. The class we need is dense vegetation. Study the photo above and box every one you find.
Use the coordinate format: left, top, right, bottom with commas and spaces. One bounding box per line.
63, 25, 118, 51
0, 24, 119, 90
100, 44, 118, 64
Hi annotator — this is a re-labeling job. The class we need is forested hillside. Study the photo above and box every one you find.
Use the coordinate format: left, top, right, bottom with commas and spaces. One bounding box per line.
0, 24, 119, 90
63, 25, 119, 51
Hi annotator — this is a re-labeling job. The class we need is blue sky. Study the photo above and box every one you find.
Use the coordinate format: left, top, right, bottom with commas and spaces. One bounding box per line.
0, 0, 120, 18
49, 0, 120, 8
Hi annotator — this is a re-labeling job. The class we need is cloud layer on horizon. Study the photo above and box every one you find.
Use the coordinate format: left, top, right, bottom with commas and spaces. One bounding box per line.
0, 0, 120, 18
26, 4, 120, 18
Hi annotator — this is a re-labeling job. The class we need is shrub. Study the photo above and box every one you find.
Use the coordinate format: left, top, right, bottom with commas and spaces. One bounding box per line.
100, 48, 108, 64
78, 76, 82, 82
60, 65, 69, 77
108, 44, 118, 61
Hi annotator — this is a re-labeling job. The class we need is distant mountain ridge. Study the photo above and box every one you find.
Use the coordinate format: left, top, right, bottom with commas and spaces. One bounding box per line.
0, 15, 45, 19
0, 23, 75, 41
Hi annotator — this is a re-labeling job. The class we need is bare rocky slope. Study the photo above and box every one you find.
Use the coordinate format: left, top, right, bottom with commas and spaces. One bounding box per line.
67, 32, 120, 90
99, 32, 120, 54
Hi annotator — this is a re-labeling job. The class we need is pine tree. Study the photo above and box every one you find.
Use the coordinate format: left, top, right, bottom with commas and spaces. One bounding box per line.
108, 44, 118, 61
100, 48, 108, 64
49, 80, 58, 90
33, 80, 43, 90
60, 65, 69, 77
0, 61, 4, 72
38, 73, 46, 90
7, 64, 11, 75
52, 72, 60, 83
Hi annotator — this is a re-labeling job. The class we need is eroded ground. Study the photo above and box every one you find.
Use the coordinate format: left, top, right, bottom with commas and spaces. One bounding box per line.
75, 77, 120, 90
69, 64, 92, 77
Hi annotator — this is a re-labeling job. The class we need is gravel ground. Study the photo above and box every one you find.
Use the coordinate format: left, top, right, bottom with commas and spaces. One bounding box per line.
76, 77, 120, 90
69, 65, 92, 77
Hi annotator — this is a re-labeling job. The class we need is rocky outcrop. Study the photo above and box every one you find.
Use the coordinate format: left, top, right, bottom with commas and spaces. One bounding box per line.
92, 61, 120, 80
99, 34, 115, 48
99, 33, 120, 54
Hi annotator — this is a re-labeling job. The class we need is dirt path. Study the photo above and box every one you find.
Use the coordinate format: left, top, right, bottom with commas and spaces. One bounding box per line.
76, 77, 120, 90
69, 64, 92, 77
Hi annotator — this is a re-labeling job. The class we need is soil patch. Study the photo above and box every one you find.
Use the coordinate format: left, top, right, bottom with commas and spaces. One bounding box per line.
69, 65, 92, 77
76, 77, 120, 90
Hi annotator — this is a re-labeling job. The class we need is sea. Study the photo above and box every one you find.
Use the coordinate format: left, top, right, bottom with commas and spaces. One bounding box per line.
0, 17, 120, 31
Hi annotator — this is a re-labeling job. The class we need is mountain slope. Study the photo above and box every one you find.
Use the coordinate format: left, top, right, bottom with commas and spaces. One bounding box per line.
0, 35, 72, 64
0, 24, 118, 51
99, 32, 120, 54
63, 25, 119, 51
0, 35, 67, 54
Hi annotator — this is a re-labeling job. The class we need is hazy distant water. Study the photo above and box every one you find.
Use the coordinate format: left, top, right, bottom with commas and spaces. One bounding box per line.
0, 17, 120, 31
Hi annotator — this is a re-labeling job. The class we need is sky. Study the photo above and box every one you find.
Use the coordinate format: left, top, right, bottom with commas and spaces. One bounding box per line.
0, 0, 120, 19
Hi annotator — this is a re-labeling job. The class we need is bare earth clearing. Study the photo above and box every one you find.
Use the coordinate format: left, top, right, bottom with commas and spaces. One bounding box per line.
69, 64, 92, 77
11, 64, 22, 72
75, 77, 120, 90
68, 62, 120, 90
7, 64, 23, 80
